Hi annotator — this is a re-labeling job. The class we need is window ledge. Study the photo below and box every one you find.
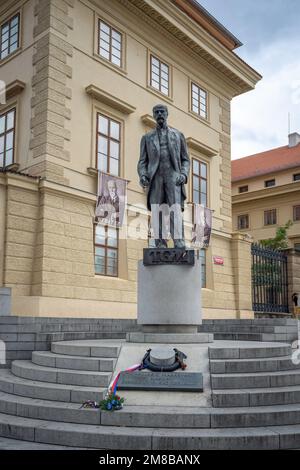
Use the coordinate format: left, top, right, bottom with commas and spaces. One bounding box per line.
5, 80, 25, 101
186, 137, 217, 157
85, 84, 136, 114
141, 114, 156, 128
1, 163, 20, 172
0, 48, 22, 67
87, 167, 98, 176
146, 85, 173, 104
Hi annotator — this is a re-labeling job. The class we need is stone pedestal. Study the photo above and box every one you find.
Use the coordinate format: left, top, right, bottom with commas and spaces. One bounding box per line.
137, 259, 202, 330
0, 287, 11, 316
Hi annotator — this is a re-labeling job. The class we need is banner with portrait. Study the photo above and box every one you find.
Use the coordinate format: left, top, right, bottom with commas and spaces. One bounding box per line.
95, 172, 127, 227
191, 204, 213, 249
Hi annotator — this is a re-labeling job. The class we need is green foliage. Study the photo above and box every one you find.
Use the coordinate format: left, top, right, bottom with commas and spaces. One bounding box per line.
260, 220, 293, 250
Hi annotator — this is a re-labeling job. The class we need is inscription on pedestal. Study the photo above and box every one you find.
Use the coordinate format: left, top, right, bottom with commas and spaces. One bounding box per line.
118, 371, 203, 392
143, 248, 195, 266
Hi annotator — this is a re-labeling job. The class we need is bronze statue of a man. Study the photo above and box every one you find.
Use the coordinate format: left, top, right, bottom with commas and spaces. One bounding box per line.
137, 104, 190, 248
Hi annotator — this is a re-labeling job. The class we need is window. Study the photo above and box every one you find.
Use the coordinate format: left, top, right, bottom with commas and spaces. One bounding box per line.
150, 55, 169, 96
238, 185, 248, 193
295, 243, 300, 253
200, 249, 206, 288
237, 214, 249, 230
94, 224, 118, 276
0, 108, 16, 168
192, 159, 207, 206
191, 82, 208, 119
0, 14, 20, 60
96, 114, 120, 176
293, 173, 300, 182
294, 205, 300, 222
264, 209, 277, 225
98, 20, 122, 67
265, 179, 275, 188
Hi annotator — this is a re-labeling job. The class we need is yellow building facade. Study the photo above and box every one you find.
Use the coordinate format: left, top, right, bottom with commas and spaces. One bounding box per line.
0, 0, 260, 319
232, 133, 300, 251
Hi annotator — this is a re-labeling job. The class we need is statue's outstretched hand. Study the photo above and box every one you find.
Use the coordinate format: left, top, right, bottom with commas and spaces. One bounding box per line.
176, 174, 186, 186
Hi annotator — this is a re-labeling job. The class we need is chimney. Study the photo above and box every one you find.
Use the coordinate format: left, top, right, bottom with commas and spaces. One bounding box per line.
288, 132, 300, 147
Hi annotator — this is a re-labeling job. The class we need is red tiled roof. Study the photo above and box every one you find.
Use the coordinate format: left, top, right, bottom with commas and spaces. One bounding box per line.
232, 144, 300, 182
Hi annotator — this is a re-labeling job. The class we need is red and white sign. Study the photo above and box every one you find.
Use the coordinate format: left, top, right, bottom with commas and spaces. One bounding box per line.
213, 256, 224, 265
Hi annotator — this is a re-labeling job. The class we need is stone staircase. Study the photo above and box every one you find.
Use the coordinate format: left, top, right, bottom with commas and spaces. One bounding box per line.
199, 319, 298, 342
0, 340, 300, 448
1, 317, 298, 370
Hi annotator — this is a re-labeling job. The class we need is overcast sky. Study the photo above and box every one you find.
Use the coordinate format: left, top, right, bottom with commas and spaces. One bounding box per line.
198, 0, 300, 159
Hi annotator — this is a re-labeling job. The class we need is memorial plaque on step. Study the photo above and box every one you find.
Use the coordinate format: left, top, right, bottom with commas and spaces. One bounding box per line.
118, 371, 203, 392
143, 248, 195, 266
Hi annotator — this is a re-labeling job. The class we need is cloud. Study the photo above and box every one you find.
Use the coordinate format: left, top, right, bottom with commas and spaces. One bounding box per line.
232, 37, 300, 158
197, 0, 300, 159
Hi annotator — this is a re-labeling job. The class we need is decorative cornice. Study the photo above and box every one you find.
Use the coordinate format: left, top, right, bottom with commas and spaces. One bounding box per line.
85, 84, 136, 114
186, 137, 217, 157
232, 180, 300, 204
172, 0, 242, 50
120, 0, 261, 95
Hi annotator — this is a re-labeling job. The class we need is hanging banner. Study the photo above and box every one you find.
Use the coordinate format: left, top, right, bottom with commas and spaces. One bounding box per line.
95, 172, 127, 227
191, 204, 213, 248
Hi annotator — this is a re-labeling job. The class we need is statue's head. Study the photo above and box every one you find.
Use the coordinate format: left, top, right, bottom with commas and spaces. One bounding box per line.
153, 104, 168, 127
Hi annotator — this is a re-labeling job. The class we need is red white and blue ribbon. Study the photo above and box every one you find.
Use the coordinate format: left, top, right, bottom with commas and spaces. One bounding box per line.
109, 363, 143, 396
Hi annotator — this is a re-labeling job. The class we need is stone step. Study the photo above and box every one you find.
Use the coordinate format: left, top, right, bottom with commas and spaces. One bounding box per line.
11, 361, 112, 387
200, 325, 276, 334
51, 340, 122, 358
200, 324, 297, 334
3, 390, 300, 429
202, 319, 296, 326
100, 403, 300, 429
210, 356, 300, 374
37, 332, 125, 343
0, 369, 105, 403
32, 351, 116, 372
0, 391, 101, 425
1, 411, 300, 449
211, 369, 300, 389
0, 436, 83, 450
211, 333, 297, 342
209, 342, 292, 360
212, 385, 300, 408
213, 333, 264, 341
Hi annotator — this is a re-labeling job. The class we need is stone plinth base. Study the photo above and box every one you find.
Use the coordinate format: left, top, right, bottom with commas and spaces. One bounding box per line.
137, 259, 202, 327
126, 332, 213, 344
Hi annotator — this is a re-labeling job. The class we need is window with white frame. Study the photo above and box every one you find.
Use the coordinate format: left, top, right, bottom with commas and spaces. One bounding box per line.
0, 14, 20, 60
150, 55, 169, 96
98, 20, 122, 67
191, 82, 208, 119
96, 113, 121, 176
0, 108, 16, 168
94, 224, 118, 277
192, 158, 207, 207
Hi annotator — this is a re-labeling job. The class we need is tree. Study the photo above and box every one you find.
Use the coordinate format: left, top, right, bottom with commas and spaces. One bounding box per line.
260, 220, 293, 250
